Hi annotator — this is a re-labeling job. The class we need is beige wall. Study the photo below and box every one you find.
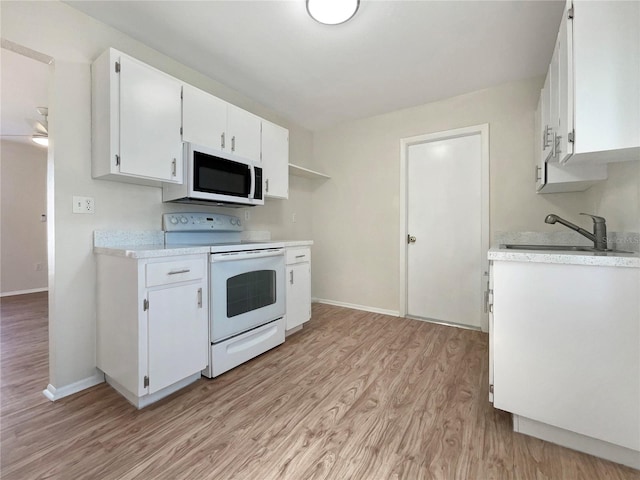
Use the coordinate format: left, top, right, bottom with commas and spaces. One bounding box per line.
1, 1, 313, 390
1, 141, 48, 294
584, 160, 640, 233
311, 78, 601, 313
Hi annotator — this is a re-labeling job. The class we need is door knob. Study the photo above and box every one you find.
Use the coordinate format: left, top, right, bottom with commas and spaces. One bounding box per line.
408, 235, 417, 244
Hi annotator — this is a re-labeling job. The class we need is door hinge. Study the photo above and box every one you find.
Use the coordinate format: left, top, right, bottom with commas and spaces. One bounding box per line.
144, 376, 149, 388
180, 89, 183, 100
143, 298, 149, 311
180, 127, 183, 135
489, 384, 494, 394
115, 154, 120, 166
115, 61, 120, 73
568, 6, 574, 19
568, 130, 575, 143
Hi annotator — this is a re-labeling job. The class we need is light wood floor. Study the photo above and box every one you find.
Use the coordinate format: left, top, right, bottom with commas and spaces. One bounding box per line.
1, 293, 638, 479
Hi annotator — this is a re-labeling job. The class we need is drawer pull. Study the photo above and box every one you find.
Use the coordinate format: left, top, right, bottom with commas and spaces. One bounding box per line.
167, 269, 191, 275
295, 254, 306, 259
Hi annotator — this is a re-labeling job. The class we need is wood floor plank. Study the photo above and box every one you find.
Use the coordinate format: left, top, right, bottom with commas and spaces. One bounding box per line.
1, 295, 638, 479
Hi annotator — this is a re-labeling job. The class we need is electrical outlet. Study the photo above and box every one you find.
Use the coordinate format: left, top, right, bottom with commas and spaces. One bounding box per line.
292, 213, 297, 223
245, 210, 250, 221
35, 263, 44, 271
72, 196, 95, 214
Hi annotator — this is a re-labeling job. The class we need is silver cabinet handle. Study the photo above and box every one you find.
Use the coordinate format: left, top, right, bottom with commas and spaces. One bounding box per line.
290, 270, 294, 284
408, 235, 416, 244
231, 136, 236, 152
221, 132, 225, 149
167, 269, 190, 275
197, 288, 202, 308
266, 178, 269, 193
535, 165, 542, 182
171, 158, 177, 177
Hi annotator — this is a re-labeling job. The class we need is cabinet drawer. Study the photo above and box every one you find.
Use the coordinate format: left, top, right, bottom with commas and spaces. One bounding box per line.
146, 258, 205, 287
286, 247, 310, 265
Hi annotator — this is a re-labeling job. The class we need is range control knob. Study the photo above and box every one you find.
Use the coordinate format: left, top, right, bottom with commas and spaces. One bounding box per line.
169, 217, 178, 225
236, 219, 242, 227
180, 216, 188, 224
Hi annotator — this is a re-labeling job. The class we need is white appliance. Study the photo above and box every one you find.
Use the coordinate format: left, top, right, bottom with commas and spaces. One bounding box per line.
164, 212, 285, 378
163, 143, 264, 207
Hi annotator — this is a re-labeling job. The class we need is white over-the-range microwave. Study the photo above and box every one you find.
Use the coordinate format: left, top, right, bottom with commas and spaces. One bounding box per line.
163, 142, 264, 207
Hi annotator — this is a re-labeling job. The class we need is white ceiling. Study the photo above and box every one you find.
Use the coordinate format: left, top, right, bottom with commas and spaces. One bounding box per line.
0, 48, 50, 145
58, 1, 561, 132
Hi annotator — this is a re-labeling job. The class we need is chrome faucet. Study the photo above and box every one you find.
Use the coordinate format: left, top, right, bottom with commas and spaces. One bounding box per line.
544, 213, 607, 251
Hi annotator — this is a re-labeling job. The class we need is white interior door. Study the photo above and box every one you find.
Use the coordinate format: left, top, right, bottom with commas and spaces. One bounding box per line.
406, 133, 485, 329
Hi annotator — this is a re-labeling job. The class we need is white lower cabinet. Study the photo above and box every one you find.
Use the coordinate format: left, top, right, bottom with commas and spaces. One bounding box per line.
490, 260, 640, 468
285, 247, 311, 331
96, 254, 208, 408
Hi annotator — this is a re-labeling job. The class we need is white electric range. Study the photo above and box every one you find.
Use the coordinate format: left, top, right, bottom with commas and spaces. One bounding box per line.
163, 212, 286, 377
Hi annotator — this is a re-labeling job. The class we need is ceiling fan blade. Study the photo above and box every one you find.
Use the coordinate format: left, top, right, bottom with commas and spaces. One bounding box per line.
34, 120, 48, 134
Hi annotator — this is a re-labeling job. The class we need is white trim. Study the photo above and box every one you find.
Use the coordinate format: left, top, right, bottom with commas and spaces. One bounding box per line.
399, 124, 490, 332
105, 372, 200, 409
313, 298, 400, 317
42, 370, 105, 401
0, 287, 48, 297
513, 415, 640, 470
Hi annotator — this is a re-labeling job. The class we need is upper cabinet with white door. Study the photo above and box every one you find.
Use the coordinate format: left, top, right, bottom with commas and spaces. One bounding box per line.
181, 84, 228, 152
181, 84, 261, 163
261, 120, 289, 199
552, 0, 640, 165
93, 48, 290, 192
92, 48, 183, 186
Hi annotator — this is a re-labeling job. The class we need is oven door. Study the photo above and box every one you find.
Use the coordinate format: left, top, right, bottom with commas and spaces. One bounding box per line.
210, 248, 285, 343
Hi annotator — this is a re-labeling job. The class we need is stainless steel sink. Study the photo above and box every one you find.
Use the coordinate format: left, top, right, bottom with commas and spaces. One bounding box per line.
501, 244, 633, 254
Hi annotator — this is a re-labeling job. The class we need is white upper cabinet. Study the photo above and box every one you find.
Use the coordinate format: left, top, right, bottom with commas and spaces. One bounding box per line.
92, 48, 183, 186
227, 104, 262, 163
554, 0, 640, 165
261, 120, 289, 199
181, 84, 228, 151
182, 85, 261, 163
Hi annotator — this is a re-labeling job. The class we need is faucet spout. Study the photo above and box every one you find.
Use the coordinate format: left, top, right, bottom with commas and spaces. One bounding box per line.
544, 213, 607, 251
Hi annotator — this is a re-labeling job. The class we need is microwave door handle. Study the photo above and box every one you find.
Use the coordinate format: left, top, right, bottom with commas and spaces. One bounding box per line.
249, 165, 256, 199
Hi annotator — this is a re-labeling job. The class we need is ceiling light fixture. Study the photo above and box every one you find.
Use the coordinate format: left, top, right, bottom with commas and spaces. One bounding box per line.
306, 0, 360, 25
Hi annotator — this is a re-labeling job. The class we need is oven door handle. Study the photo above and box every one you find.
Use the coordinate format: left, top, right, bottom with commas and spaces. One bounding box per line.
211, 248, 284, 262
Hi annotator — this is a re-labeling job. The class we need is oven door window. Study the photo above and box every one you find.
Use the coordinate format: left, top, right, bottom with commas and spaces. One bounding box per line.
227, 270, 277, 318
194, 151, 250, 198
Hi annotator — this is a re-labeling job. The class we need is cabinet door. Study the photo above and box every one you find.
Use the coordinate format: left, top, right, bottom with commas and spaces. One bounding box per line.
556, 3, 574, 164
286, 263, 311, 330
534, 95, 545, 191
227, 105, 261, 162
261, 121, 289, 199
540, 71, 552, 162
548, 42, 560, 162
182, 84, 228, 152
147, 282, 208, 394
119, 55, 183, 182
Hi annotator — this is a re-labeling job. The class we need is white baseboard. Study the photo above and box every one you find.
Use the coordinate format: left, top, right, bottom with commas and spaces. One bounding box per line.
513, 414, 640, 470
313, 298, 399, 317
42, 370, 105, 401
106, 372, 200, 409
1, 287, 48, 297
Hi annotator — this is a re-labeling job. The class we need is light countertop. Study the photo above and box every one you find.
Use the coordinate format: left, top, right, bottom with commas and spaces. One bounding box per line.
488, 246, 640, 268
94, 240, 313, 259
